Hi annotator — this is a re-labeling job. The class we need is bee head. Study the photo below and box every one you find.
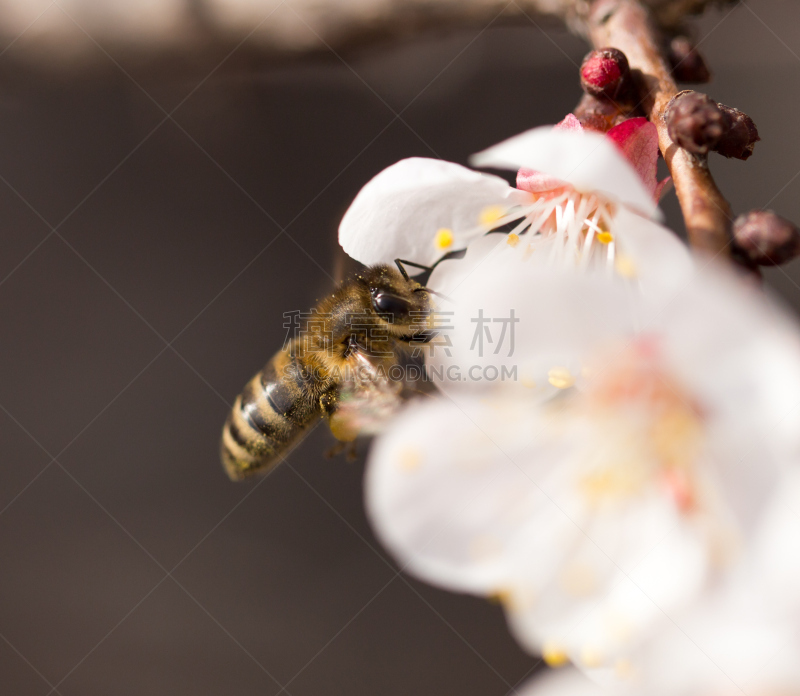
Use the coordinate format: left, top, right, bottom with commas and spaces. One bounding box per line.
358, 265, 430, 336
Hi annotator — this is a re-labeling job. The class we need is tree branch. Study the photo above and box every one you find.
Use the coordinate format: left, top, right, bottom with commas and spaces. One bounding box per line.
587, 0, 734, 259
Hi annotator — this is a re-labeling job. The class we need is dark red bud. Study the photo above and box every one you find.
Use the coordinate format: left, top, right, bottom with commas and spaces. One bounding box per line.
666, 91, 725, 155
573, 93, 627, 132
715, 105, 760, 160
580, 48, 632, 100
733, 210, 800, 266
668, 36, 711, 84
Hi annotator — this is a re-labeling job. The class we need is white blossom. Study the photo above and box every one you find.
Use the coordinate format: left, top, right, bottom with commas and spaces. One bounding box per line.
365, 262, 800, 673
339, 121, 689, 300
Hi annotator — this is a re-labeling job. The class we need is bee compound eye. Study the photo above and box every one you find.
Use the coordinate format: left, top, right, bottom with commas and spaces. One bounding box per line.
372, 292, 411, 318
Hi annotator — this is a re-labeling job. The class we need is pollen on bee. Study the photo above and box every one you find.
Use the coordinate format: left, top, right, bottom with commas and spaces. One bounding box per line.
548, 367, 575, 389
479, 205, 505, 226
434, 228, 454, 250
542, 642, 570, 668
506, 233, 520, 247
596, 231, 614, 244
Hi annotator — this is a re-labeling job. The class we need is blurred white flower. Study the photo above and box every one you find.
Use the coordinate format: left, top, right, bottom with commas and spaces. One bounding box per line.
365, 262, 800, 674
514, 525, 800, 696
339, 118, 687, 297
517, 615, 800, 696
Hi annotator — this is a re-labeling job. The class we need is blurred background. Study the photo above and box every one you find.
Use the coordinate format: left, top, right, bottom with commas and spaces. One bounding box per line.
0, 0, 798, 694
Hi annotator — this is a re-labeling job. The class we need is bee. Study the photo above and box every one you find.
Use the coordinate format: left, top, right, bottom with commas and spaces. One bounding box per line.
220, 263, 432, 481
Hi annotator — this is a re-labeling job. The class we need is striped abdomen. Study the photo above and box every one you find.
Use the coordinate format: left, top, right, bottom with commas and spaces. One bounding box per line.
221, 346, 324, 480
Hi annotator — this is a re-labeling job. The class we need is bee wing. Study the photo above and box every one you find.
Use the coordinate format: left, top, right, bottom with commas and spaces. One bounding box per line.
328, 351, 427, 441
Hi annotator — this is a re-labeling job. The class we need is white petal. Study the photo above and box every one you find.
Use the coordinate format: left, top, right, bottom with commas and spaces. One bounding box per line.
751, 470, 800, 615
471, 127, 660, 220
611, 205, 693, 303
364, 395, 584, 595
653, 265, 800, 522
338, 157, 529, 267
620, 591, 800, 696
427, 231, 507, 296
517, 670, 603, 696
427, 263, 638, 399
504, 493, 709, 668
367, 391, 714, 666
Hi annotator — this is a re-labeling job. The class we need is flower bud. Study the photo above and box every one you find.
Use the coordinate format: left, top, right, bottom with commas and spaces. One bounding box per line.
733, 210, 800, 266
580, 48, 632, 101
573, 93, 629, 132
716, 105, 760, 160
665, 91, 725, 155
668, 36, 711, 83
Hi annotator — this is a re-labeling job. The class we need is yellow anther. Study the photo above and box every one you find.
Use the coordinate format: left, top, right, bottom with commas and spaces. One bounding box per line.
580, 647, 604, 669
614, 254, 637, 278
605, 612, 633, 643
398, 448, 421, 471
614, 659, 635, 680
479, 205, 505, 226
542, 643, 569, 668
580, 461, 645, 503
434, 228, 454, 250
487, 588, 512, 605
596, 231, 614, 244
560, 563, 596, 597
548, 367, 575, 389
506, 233, 520, 247
521, 376, 537, 389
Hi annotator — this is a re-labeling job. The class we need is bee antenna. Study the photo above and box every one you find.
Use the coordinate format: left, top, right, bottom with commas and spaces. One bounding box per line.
395, 258, 432, 281
416, 286, 453, 303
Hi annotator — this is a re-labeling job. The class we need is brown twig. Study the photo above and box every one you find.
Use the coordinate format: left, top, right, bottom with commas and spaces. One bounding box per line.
587, 0, 734, 259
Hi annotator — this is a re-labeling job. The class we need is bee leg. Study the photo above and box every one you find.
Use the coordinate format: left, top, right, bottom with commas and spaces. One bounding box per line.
345, 441, 359, 462
325, 441, 347, 459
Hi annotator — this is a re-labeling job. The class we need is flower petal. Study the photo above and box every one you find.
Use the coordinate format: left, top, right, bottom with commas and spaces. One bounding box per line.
517, 670, 601, 696
556, 113, 585, 132
606, 117, 670, 202
517, 115, 585, 193
426, 262, 639, 399
367, 390, 716, 668
655, 264, 800, 489
338, 157, 529, 267
516, 168, 569, 194
751, 470, 800, 615
470, 127, 660, 219
614, 589, 800, 696
610, 204, 693, 301
365, 396, 583, 595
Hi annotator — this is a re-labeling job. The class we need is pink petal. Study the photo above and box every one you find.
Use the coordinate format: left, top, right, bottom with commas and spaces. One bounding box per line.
654, 176, 673, 202
516, 168, 568, 194
554, 113, 584, 132
606, 117, 669, 201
